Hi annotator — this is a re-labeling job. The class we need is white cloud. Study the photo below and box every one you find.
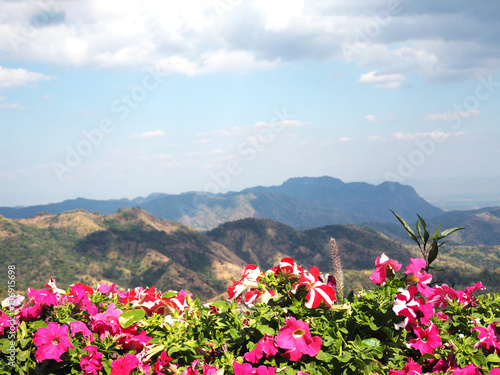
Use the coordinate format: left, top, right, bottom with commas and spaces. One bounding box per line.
196, 120, 309, 138
393, 131, 464, 141
0, 102, 26, 110
194, 138, 212, 144
358, 70, 407, 89
0, 66, 54, 89
339, 137, 352, 142
0, 2, 498, 82
422, 109, 481, 121
129, 130, 167, 138
366, 114, 396, 121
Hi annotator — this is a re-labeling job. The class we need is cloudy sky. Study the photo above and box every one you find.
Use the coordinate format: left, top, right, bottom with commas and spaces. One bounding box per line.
1, 0, 499, 208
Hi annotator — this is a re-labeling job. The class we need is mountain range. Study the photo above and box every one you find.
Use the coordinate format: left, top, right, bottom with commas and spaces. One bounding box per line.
1, 207, 499, 302
0, 176, 444, 230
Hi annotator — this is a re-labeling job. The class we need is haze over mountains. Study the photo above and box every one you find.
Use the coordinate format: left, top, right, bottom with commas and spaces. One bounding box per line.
0, 176, 445, 230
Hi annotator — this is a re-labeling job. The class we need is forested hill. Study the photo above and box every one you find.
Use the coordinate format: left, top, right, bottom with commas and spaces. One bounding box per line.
1, 208, 499, 301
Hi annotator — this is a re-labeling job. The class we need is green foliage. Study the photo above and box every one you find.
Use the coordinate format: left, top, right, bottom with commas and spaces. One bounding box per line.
391, 210, 464, 272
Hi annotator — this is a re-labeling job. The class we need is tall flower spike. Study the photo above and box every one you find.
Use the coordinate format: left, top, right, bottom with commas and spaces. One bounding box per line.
330, 238, 344, 301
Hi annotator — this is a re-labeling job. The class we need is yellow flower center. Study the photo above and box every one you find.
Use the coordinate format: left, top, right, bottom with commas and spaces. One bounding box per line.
293, 328, 305, 338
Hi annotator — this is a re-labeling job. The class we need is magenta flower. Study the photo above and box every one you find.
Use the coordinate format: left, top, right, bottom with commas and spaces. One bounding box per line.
388, 357, 422, 375
32, 322, 74, 362
110, 353, 139, 375
27, 287, 60, 307
425, 284, 459, 308
472, 321, 500, 352
458, 281, 486, 305
370, 253, 402, 284
153, 351, 173, 375
80, 345, 103, 375
0, 311, 12, 336
91, 303, 123, 339
453, 364, 482, 375
407, 323, 441, 355
405, 258, 432, 284
69, 321, 94, 342
244, 333, 278, 363
233, 361, 275, 375
202, 364, 218, 375
275, 317, 322, 361
68, 283, 98, 315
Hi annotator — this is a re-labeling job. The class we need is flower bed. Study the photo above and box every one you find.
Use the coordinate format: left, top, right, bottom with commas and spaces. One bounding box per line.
1, 251, 500, 375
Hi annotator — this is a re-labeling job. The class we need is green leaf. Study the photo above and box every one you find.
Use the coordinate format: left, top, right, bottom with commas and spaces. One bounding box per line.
416, 214, 427, 230
0, 338, 11, 352
417, 214, 429, 243
436, 227, 465, 240
211, 300, 228, 309
473, 352, 487, 367
486, 353, 500, 363
431, 224, 442, 240
427, 241, 439, 266
362, 338, 381, 347
337, 352, 352, 363
390, 210, 419, 244
419, 353, 437, 362
315, 350, 333, 362
119, 308, 146, 328
162, 291, 178, 299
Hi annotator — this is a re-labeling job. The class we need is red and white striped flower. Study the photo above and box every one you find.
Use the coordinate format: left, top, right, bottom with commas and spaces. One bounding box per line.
295, 266, 336, 308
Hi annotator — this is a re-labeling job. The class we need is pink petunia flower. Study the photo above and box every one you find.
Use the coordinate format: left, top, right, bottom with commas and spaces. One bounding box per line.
27, 287, 61, 307
233, 360, 276, 375
407, 323, 441, 355
275, 317, 322, 361
69, 321, 94, 342
90, 303, 123, 339
370, 253, 402, 285
80, 345, 103, 375
405, 258, 432, 284
457, 281, 486, 306
244, 333, 278, 363
0, 310, 12, 336
32, 322, 74, 362
296, 266, 336, 308
202, 364, 218, 375
388, 357, 422, 375
68, 283, 98, 315
110, 353, 139, 375
472, 321, 500, 352
453, 364, 482, 375
424, 284, 459, 308
153, 351, 173, 375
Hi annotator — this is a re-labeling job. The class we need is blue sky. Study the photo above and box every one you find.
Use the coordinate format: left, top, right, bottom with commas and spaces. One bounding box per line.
1, 0, 499, 209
